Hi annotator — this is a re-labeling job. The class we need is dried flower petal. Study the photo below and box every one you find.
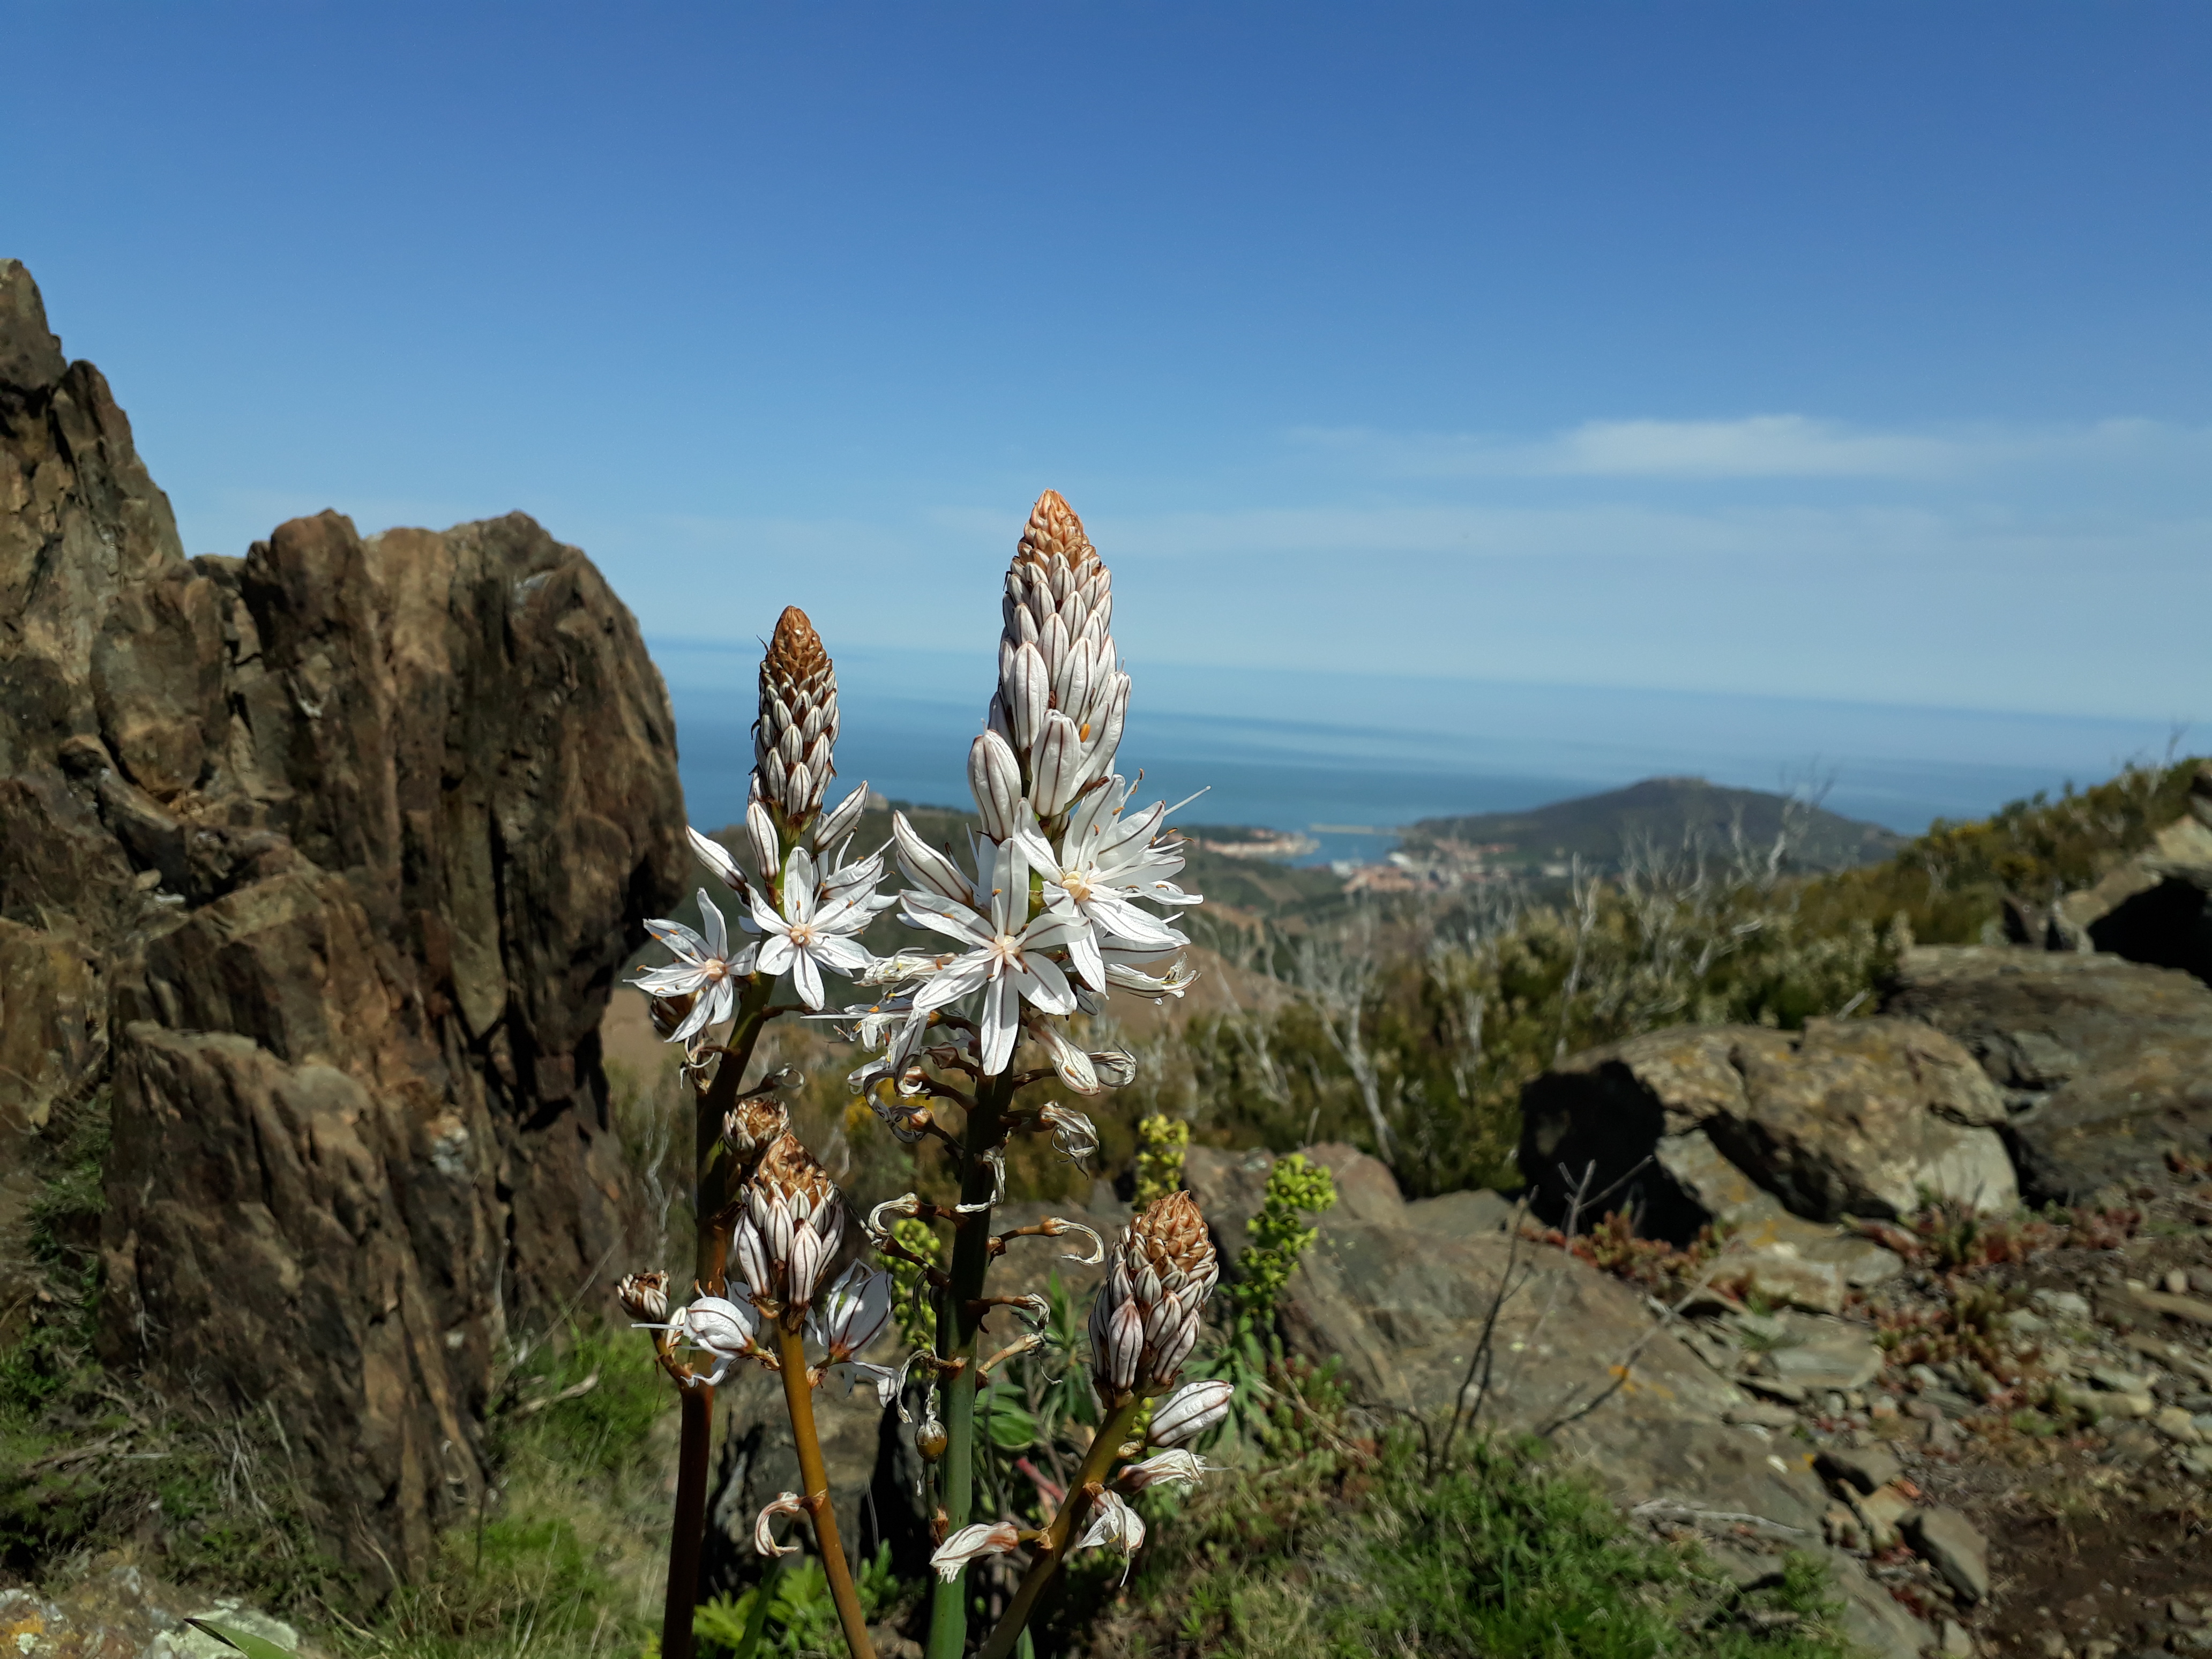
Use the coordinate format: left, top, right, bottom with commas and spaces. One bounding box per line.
754, 1492, 806, 1558
930, 1520, 1021, 1582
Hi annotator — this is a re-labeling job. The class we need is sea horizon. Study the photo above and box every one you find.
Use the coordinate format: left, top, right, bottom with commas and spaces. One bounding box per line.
654, 639, 2191, 866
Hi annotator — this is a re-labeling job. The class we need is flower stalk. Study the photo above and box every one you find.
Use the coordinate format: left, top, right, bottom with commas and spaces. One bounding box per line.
777, 1324, 878, 1659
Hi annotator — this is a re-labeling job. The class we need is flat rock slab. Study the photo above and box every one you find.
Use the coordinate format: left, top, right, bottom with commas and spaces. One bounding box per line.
1521, 1017, 2015, 1235
1905, 1506, 1991, 1605
1886, 946, 2212, 1203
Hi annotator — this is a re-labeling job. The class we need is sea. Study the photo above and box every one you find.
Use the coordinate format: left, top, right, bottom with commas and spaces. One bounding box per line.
654, 640, 2188, 869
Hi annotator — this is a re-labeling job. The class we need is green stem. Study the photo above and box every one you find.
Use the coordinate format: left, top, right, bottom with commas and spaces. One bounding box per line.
661, 974, 778, 1659
924, 1070, 1014, 1659
976, 1396, 1146, 1659
777, 1326, 879, 1659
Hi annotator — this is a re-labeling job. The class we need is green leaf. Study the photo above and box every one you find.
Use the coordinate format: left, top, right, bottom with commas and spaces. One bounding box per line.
186, 1621, 299, 1659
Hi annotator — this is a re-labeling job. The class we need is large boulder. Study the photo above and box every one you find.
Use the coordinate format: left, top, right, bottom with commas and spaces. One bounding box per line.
1182, 1145, 1932, 1659
1884, 945, 2212, 1203
0, 259, 689, 1589
2050, 794, 2212, 985
1519, 1017, 2016, 1239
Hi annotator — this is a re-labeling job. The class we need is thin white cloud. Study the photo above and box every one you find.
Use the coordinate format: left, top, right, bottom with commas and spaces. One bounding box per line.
1293, 415, 2211, 481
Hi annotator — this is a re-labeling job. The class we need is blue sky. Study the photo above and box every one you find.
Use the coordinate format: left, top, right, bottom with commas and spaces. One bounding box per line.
7, 3, 2208, 787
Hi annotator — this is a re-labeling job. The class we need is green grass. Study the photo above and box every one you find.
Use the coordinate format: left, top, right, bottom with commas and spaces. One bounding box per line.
1077, 1433, 1854, 1659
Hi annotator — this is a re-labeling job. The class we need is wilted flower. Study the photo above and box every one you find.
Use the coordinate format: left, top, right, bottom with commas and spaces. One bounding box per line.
1036, 1103, 1100, 1165
1147, 1378, 1234, 1449
633, 891, 757, 1043
1117, 1448, 1214, 1492
750, 846, 876, 1010
754, 606, 840, 826
754, 1491, 806, 1558
616, 1271, 670, 1324
809, 1262, 897, 1404
1073, 1489, 1146, 1581
734, 1134, 846, 1317
1088, 1193, 1219, 1400
930, 1520, 1021, 1582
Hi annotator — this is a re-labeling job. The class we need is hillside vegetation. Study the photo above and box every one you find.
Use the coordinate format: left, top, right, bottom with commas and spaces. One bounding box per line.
1407, 775, 1902, 877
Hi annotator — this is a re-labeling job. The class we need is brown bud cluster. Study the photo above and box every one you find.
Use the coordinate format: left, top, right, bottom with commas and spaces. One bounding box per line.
733, 1132, 846, 1319
1087, 1192, 1218, 1400
754, 606, 839, 824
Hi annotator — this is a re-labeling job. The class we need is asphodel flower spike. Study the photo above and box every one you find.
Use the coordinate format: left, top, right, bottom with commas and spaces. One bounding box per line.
733, 1132, 846, 1319
755, 605, 840, 826
989, 491, 1130, 815
1087, 1191, 1219, 1401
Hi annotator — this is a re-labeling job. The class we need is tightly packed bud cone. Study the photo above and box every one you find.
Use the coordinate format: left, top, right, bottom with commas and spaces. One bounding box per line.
734, 1132, 846, 1317
755, 606, 839, 825
1087, 1191, 1218, 1399
985, 491, 1131, 819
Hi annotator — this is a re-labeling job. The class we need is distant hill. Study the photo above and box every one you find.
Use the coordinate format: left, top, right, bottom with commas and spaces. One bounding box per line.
1407, 776, 1903, 875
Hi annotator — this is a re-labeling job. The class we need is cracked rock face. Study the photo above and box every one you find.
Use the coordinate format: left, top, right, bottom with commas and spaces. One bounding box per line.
1884, 945, 2212, 1204
0, 259, 688, 1589
1518, 1016, 2016, 1236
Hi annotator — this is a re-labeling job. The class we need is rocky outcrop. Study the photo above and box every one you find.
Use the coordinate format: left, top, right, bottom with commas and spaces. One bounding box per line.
0, 259, 687, 1588
1519, 1017, 2016, 1240
1884, 945, 2212, 1203
2051, 792, 2212, 984
1182, 1144, 1934, 1659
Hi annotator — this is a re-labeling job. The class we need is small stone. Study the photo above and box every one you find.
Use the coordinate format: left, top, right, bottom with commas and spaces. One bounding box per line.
1870, 1397, 1900, 1421
2170, 1270, 2195, 1296
1904, 1507, 1990, 1605
2174, 1601, 2204, 1628
2009, 1308, 2050, 1336
2181, 1447, 2212, 1479
1822, 1505, 1863, 1550
2154, 1406, 2203, 1445
2089, 1366, 2155, 1395
1853, 1483, 1915, 1552
1817, 1444, 1903, 1495
1924, 1417, 1963, 1452
1723, 1400, 1801, 1429
2081, 1643, 2117, 1659
2032, 1289, 2092, 1319
1941, 1618, 1975, 1657
2033, 1633, 2068, 1659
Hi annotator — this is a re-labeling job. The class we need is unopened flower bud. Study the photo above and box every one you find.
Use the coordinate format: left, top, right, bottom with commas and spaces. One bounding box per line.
616, 1270, 669, 1324
1148, 1378, 1234, 1449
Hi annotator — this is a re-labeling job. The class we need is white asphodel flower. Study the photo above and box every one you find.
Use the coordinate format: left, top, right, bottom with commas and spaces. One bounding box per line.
930, 1521, 1021, 1582
636, 1295, 768, 1387
1074, 1489, 1146, 1581
896, 829, 1086, 1075
809, 1262, 898, 1404
633, 890, 758, 1042
1117, 1448, 1214, 1492
749, 847, 876, 1011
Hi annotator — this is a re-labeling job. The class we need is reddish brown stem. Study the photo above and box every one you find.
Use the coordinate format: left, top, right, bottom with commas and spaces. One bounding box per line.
661, 1384, 714, 1659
